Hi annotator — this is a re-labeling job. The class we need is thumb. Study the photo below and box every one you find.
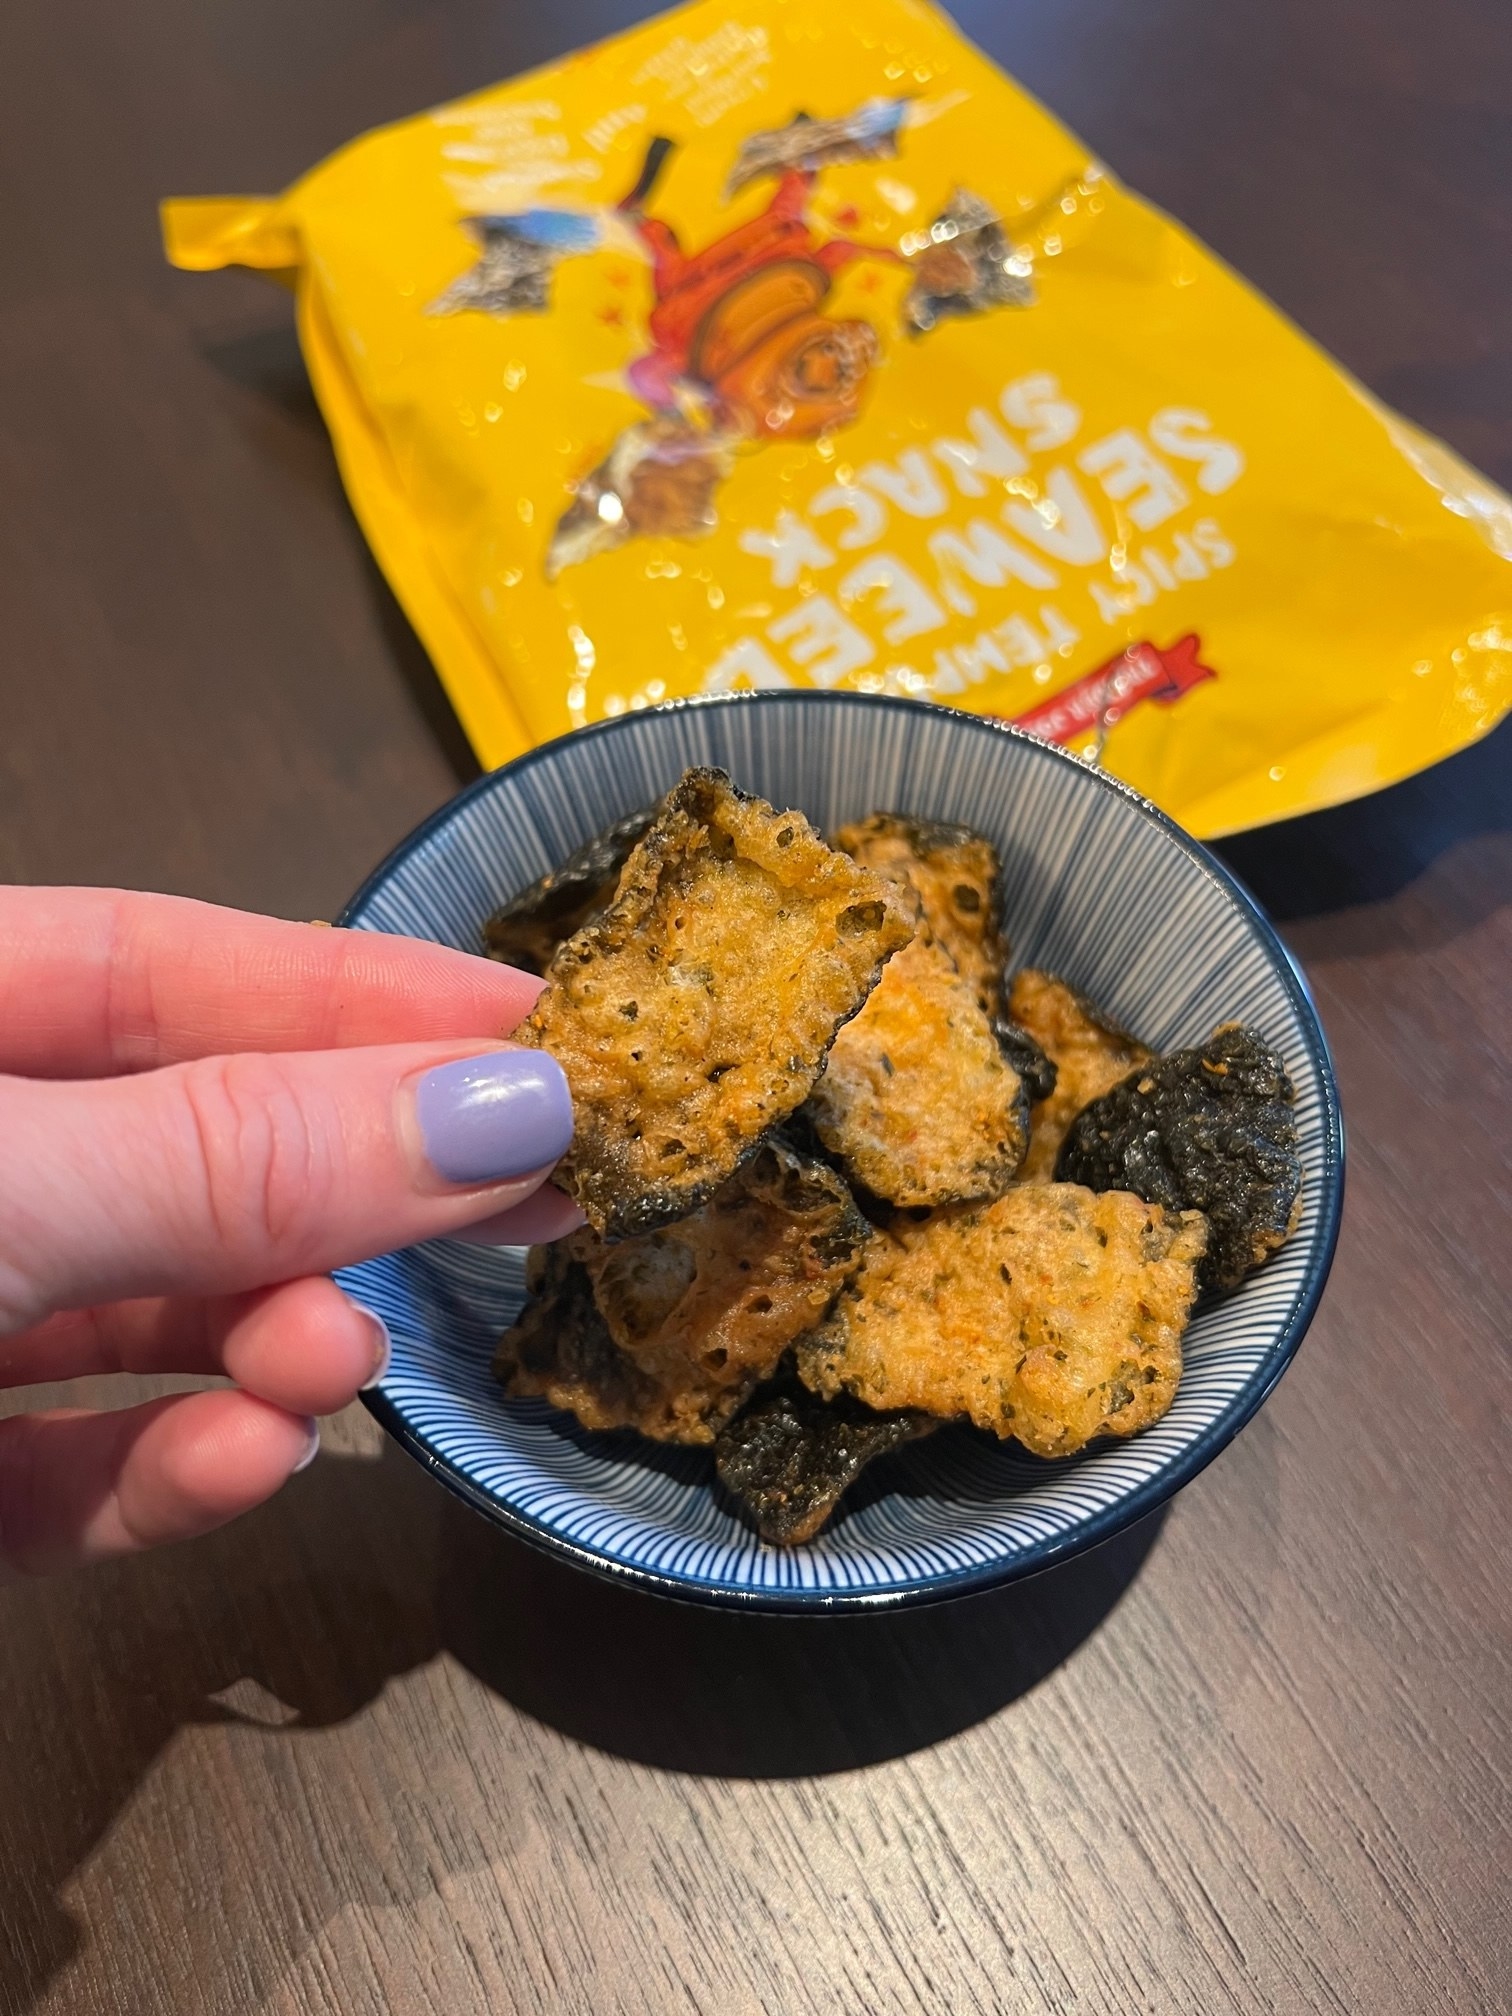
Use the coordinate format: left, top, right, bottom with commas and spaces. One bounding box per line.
0, 1042, 574, 1332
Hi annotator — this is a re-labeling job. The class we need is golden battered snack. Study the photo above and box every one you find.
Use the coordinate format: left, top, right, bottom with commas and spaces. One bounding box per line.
715, 1384, 932, 1545
805, 935, 1028, 1206
1056, 1022, 1302, 1290
798, 1184, 1206, 1457
522, 768, 914, 1237
834, 813, 1004, 1014
482, 808, 653, 974
496, 1137, 869, 1443
1008, 969, 1154, 1181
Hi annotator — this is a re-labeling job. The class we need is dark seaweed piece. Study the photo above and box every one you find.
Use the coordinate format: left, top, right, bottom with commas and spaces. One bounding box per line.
482, 809, 655, 973
496, 1136, 870, 1445
715, 1385, 931, 1545
1054, 1023, 1302, 1290
494, 1248, 667, 1431
992, 1014, 1058, 1106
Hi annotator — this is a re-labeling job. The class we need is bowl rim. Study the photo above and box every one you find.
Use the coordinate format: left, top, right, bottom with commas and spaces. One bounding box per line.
342, 691, 1345, 1614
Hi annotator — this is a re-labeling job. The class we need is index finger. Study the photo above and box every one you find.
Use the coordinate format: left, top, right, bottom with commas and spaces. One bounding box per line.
0, 888, 541, 1076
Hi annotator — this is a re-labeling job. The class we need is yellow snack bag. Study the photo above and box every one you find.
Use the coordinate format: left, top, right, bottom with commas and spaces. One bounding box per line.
164, 0, 1509, 835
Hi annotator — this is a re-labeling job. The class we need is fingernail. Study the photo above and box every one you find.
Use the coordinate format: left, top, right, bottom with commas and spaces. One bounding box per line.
293, 1420, 320, 1473
348, 1301, 392, 1389
414, 1049, 574, 1186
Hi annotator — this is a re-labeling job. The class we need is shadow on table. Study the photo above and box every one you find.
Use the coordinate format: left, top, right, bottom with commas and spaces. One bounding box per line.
438, 1460, 1165, 1778
0, 1436, 1162, 2008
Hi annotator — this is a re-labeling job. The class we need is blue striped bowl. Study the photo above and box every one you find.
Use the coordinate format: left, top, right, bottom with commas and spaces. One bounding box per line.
338, 694, 1342, 1611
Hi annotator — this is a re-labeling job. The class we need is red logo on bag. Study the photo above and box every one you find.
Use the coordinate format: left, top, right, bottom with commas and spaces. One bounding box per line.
1008, 634, 1215, 747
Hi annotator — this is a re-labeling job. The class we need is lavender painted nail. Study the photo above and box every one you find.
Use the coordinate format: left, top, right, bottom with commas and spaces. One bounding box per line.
414, 1050, 574, 1185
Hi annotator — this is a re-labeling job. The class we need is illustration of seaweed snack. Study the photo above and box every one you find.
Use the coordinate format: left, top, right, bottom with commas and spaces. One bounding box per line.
549, 120, 910, 575
429, 207, 600, 316
903, 188, 1035, 334
422, 101, 1041, 575
724, 98, 910, 195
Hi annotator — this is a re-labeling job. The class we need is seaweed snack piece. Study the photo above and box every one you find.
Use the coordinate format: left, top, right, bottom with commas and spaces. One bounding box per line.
834, 813, 1004, 1014
522, 768, 914, 1238
1007, 969, 1155, 1181
715, 1384, 932, 1545
805, 935, 1029, 1206
1055, 1022, 1303, 1291
903, 188, 1034, 336
991, 1015, 1058, 1107
798, 1184, 1207, 1458
495, 1138, 869, 1443
483, 809, 654, 974
492, 1246, 665, 1437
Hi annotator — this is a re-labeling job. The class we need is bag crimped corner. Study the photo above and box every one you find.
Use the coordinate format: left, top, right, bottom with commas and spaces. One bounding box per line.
163, 0, 1510, 836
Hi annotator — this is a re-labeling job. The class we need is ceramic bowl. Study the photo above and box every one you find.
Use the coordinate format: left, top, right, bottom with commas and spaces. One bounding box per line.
337, 693, 1343, 1611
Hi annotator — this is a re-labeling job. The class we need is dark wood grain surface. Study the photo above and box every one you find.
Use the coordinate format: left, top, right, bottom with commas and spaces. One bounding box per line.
2, 2, 1508, 2010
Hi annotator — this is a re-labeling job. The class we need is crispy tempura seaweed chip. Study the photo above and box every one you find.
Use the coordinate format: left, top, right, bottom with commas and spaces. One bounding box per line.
495, 1138, 869, 1444
1007, 969, 1154, 1181
493, 1246, 666, 1437
483, 808, 654, 974
806, 935, 1028, 1205
798, 1184, 1206, 1458
570, 1138, 869, 1435
715, 1384, 931, 1545
834, 812, 1004, 1013
523, 768, 914, 1237
1056, 1022, 1303, 1290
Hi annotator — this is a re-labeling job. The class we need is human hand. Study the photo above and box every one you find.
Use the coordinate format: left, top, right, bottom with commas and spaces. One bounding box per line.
0, 888, 580, 1577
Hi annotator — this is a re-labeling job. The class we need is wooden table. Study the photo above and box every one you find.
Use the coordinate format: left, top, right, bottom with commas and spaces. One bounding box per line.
2, 3, 1508, 2010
